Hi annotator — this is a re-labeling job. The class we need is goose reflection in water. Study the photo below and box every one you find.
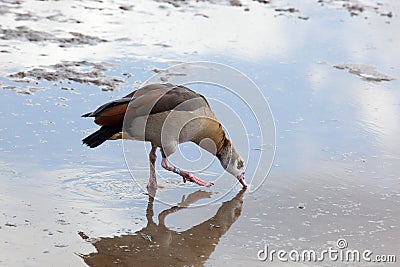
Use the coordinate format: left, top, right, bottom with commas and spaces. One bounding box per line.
79, 188, 246, 266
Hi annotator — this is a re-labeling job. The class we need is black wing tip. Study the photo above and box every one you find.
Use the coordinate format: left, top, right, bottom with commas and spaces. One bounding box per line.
81, 125, 121, 148
82, 141, 97, 148
82, 136, 102, 148
81, 112, 93, 117
82, 139, 100, 148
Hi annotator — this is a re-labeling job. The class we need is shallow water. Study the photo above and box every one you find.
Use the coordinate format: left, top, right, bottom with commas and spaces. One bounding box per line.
1, 0, 399, 266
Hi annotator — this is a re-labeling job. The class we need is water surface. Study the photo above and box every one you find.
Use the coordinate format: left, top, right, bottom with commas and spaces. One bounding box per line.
0, 0, 399, 266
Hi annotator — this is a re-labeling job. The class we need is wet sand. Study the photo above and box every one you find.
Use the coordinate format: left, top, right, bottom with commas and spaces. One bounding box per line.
1, 0, 399, 266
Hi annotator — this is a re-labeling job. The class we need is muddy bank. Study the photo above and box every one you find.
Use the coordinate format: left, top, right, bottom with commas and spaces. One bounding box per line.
7, 61, 123, 91
334, 63, 395, 82
0, 0, 395, 77
0, 26, 107, 47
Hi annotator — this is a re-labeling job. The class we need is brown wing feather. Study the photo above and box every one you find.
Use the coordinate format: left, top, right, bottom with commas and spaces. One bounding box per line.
94, 102, 129, 126
84, 83, 210, 127
146, 85, 210, 114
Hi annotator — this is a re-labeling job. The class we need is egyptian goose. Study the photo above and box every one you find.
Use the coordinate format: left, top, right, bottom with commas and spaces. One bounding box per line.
82, 83, 247, 188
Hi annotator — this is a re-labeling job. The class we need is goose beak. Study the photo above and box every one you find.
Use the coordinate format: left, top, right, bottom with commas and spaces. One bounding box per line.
237, 172, 247, 188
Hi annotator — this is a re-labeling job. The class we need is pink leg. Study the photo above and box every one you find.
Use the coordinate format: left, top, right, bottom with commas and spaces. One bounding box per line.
161, 157, 213, 187
147, 145, 158, 189
237, 173, 247, 188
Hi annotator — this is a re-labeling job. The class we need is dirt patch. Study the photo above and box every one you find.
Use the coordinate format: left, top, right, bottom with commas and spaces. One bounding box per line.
155, 0, 393, 20
1, 85, 48, 95
334, 63, 395, 82
0, 26, 53, 42
275, 7, 299, 13
8, 61, 124, 91
152, 67, 187, 82
0, 26, 107, 47
317, 0, 394, 18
